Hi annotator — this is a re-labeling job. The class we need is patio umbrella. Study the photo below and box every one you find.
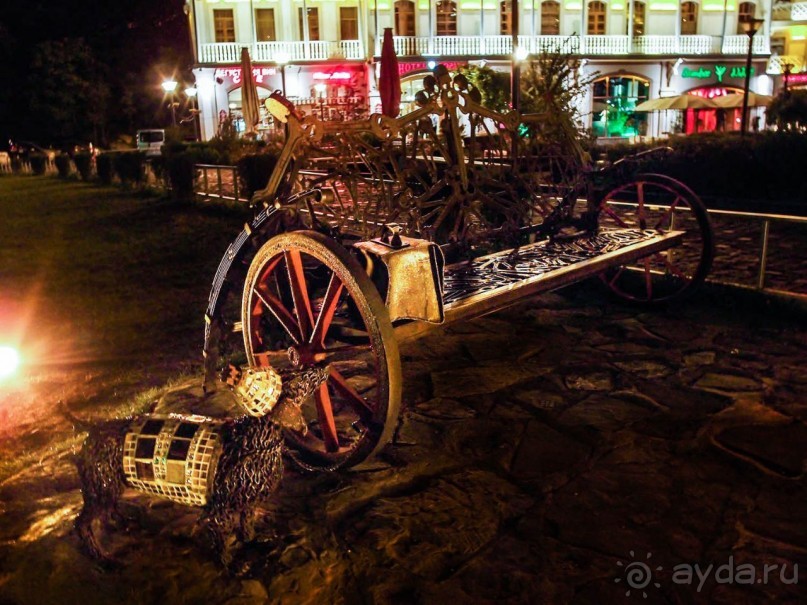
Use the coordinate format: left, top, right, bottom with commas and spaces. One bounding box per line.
711, 92, 774, 108
635, 94, 717, 111
378, 28, 401, 118
240, 47, 261, 135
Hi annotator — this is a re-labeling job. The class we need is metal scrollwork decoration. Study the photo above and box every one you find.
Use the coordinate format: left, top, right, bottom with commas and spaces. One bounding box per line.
256, 64, 589, 250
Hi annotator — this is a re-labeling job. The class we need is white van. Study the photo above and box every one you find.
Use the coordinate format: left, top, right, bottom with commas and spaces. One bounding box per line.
136, 129, 166, 156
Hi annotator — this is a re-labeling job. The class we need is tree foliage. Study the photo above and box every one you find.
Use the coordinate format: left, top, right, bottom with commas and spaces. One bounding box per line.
767, 90, 807, 131
520, 49, 598, 142
24, 38, 110, 147
457, 64, 511, 112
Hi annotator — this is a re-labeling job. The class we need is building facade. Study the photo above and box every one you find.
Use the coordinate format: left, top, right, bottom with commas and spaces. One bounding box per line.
187, 0, 781, 140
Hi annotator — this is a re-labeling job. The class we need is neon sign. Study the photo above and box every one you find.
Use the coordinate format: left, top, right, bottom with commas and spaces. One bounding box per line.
313, 71, 353, 81
681, 65, 755, 82
214, 67, 277, 85
398, 61, 465, 77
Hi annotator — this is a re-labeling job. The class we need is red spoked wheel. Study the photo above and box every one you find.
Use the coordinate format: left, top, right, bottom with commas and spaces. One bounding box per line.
242, 231, 401, 471
598, 173, 714, 304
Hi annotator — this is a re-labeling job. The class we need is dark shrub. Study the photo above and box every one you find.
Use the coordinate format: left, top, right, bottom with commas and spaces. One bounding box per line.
29, 153, 47, 175
166, 152, 196, 200
73, 152, 93, 181
590, 132, 807, 206
237, 153, 279, 199
54, 154, 71, 178
96, 153, 114, 185
113, 151, 146, 187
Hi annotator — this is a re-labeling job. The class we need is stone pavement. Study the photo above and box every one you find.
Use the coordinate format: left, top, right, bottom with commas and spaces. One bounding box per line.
0, 283, 805, 605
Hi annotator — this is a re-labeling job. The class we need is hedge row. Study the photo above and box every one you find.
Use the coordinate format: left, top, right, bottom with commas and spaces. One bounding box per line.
159, 141, 279, 202
588, 132, 807, 207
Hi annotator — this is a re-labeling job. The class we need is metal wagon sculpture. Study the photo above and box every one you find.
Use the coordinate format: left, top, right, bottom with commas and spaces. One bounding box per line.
203, 65, 714, 472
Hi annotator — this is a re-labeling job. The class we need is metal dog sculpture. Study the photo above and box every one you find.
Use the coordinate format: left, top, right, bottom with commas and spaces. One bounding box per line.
68, 365, 329, 566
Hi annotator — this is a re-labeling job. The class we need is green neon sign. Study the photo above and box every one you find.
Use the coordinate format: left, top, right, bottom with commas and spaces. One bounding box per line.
681, 67, 712, 79
681, 65, 755, 82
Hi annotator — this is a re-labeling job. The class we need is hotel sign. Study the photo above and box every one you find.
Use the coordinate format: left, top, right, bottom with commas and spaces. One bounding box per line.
681, 65, 755, 82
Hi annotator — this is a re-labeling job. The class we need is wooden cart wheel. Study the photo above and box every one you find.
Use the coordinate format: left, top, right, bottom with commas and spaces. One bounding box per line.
598, 173, 714, 304
242, 231, 402, 471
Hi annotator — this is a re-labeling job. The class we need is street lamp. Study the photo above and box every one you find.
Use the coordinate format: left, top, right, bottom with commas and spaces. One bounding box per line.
783, 62, 794, 96
162, 78, 179, 127
275, 51, 290, 97
314, 83, 327, 120
185, 86, 200, 141
739, 16, 764, 136
510, 0, 521, 112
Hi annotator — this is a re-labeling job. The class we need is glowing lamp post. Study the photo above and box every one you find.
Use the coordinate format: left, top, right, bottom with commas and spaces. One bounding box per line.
314, 83, 327, 120
162, 79, 179, 126
739, 17, 764, 136
275, 51, 290, 97
185, 86, 200, 141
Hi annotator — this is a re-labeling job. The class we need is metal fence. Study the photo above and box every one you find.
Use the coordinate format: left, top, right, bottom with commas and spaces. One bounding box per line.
608, 202, 807, 299
195, 164, 246, 204
192, 167, 807, 299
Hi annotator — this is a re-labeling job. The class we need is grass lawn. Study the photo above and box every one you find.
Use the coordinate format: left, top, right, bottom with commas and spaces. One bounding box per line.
0, 176, 248, 432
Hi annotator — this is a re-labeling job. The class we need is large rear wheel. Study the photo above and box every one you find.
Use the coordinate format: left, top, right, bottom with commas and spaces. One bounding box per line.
242, 231, 401, 471
598, 173, 714, 304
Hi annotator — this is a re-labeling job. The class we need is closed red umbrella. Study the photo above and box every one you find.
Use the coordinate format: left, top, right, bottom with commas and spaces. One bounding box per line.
378, 28, 401, 118
240, 47, 261, 135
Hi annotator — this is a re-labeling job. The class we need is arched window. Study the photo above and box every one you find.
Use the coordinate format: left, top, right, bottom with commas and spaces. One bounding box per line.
633, 1, 646, 36
737, 2, 756, 33
436, 0, 458, 35
501, 1, 512, 35
541, 1, 561, 35
591, 74, 650, 138
588, 1, 606, 35
681, 2, 698, 35
394, 0, 416, 36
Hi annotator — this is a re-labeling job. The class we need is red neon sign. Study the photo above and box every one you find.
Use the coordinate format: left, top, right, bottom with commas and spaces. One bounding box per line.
214, 67, 277, 85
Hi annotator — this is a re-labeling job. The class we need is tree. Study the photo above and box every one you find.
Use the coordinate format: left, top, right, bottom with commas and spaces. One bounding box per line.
457, 64, 511, 112
24, 38, 111, 147
768, 90, 807, 131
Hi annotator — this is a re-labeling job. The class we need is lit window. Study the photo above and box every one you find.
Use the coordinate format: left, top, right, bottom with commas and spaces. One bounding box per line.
213, 9, 235, 43
436, 0, 458, 36
737, 2, 756, 34
681, 2, 698, 35
395, 0, 416, 36
633, 1, 645, 36
340, 7, 359, 40
298, 7, 320, 41
501, 1, 512, 35
588, 1, 606, 35
541, 1, 560, 35
591, 75, 650, 138
255, 9, 276, 42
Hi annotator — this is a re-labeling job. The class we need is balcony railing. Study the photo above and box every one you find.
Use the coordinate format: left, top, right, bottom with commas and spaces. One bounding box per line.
767, 54, 806, 74
793, 1, 807, 19
200, 41, 364, 64
199, 34, 769, 65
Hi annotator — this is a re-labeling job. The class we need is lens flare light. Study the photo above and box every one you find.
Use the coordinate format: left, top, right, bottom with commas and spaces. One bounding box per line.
0, 345, 20, 380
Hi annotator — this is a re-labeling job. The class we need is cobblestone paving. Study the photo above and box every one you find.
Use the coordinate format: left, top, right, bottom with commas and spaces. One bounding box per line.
0, 284, 805, 604
709, 214, 807, 295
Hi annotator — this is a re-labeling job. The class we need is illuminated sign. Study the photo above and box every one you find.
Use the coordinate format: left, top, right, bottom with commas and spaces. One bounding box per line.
313, 71, 353, 81
681, 65, 755, 82
784, 73, 807, 86
214, 67, 277, 85
398, 61, 465, 77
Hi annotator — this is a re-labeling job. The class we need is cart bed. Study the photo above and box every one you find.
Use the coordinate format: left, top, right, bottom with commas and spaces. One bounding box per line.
441, 228, 683, 322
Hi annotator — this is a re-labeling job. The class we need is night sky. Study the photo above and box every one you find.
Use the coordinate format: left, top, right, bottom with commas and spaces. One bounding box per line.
0, 0, 192, 147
